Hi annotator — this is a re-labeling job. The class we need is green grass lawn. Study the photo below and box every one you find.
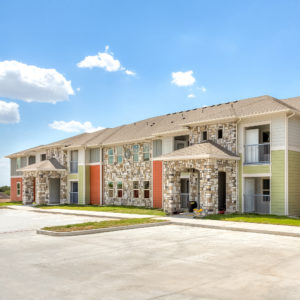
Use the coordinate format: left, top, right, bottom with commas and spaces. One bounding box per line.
204, 213, 300, 227
43, 218, 165, 232
0, 201, 22, 207
37, 204, 166, 216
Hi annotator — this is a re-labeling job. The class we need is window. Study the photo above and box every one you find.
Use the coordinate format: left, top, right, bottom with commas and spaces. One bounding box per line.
117, 146, 123, 164
202, 131, 207, 141
153, 140, 162, 157
133, 181, 139, 198
133, 144, 139, 162
28, 155, 36, 165
16, 182, 21, 197
218, 129, 223, 139
144, 181, 150, 198
262, 131, 270, 143
41, 154, 46, 161
143, 144, 150, 161
108, 148, 114, 165
262, 179, 270, 196
117, 181, 123, 198
70, 182, 78, 204
90, 148, 100, 163
108, 182, 114, 197
16, 157, 21, 169
70, 150, 78, 173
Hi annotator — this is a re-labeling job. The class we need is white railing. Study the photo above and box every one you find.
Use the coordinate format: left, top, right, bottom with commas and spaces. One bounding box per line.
244, 143, 270, 164
244, 194, 270, 214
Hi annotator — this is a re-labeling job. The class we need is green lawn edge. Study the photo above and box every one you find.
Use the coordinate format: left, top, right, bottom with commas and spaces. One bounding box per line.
43, 218, 165, 232
37, 204, 166, 216
0, 201, 22, 207
204, 213, 300, 227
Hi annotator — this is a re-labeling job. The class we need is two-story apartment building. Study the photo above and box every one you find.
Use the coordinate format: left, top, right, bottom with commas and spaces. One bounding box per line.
7, 95, 300, 215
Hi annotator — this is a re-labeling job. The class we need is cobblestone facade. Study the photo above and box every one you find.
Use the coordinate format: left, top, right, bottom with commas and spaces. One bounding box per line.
46, 148, 67, 167
189, 122, 237, 153
163, 158, 237, 214
103, 142, 152, 207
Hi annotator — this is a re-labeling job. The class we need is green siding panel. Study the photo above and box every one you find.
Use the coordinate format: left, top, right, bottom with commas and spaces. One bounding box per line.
288, 151, 300, 216
243, 164, 270, 174
271, 150, 285, 215
68, 174, 78, 180
78, 165, 90, 205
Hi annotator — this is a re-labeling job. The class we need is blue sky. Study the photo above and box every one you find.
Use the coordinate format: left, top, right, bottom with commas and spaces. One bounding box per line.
1, 0, 300, 185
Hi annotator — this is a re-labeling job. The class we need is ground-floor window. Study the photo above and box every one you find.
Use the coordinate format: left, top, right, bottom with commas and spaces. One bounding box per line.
70, 181, 78, 204
16, 182, 21, 196
117, 181, 123, 198
108, 182, 114, 197
144, 181, 150, 198
133, 181, 139, 198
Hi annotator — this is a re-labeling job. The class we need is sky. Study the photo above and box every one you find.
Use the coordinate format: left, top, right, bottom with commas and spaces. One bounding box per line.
1, 0, 300, 186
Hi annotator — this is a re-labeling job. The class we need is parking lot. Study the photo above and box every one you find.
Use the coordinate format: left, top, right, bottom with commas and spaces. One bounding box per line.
1, 208, 300, 300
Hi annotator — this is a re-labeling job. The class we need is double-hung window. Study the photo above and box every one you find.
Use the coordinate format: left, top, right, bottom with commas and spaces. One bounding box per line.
133, 144, 139, 162
117, 146, 123, 164
16, 182, 21, 197
133, 181, 139, 198
16, 157, 21, 169
90, 148, 100, 163
144, 181, 150, 198
70, 150, 78, 173
117, 181, 123, 198
108, 148, 114, 165
108, 182, 114, 197
143, 144, 150, 161
28, 155, 36, 165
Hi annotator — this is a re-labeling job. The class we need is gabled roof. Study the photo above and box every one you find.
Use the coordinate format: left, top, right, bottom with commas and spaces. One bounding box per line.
153, 141, 240, 161
17, 158, 66, 172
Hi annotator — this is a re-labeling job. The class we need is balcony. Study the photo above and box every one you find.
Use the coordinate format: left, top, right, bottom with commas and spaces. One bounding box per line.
244, 194, 270, 214
70, 161, 78, 173
70, 192, 78, 204
244, 143, 270, 164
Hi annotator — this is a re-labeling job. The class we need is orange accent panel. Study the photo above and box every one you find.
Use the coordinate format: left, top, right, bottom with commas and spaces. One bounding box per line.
10, 177, 22, 202
153, 161, 163, 208
90, 165, 100, 205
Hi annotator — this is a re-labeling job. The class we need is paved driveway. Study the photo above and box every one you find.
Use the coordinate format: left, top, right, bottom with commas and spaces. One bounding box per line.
1, 209, 300, 300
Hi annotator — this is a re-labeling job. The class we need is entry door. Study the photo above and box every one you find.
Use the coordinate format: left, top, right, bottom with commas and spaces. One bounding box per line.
245, 129, 259, 163
244, 178, 255, 212
218, 172, 226, 211
49, 178, 60, 204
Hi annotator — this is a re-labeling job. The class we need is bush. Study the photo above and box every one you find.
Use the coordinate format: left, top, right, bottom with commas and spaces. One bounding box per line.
0, 185, 10, 195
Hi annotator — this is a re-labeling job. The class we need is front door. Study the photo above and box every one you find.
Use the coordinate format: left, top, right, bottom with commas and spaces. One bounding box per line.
218, 172, 226, 212
49, 178, 60, 204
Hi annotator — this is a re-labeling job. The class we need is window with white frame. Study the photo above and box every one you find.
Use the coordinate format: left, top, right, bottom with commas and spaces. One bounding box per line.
16, 182, 21, 197
144, 181, 150, 198
133, 181, 139, 198
108, 182, 114, 197
16, 157, 21, 169
133, 144, 139, 162
143, 144, 150, 161
117, 181, 123, 198
90, 148, 100, 163
117, 146, 123, 164
28, 155, 36, 165
108, 148, 114, 164
70, 150, 78, 173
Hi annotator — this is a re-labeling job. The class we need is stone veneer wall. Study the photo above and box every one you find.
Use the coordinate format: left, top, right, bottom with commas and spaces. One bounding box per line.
189, 122, 237, 153
46, 147, 68, 167
103, 142, 152, 207
163, 158, 237, 214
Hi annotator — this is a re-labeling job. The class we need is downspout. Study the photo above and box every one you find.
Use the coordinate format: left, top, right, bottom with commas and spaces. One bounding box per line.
285, 112, 295, 215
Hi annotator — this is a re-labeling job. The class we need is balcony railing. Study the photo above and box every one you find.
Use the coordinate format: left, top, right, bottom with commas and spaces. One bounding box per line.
70, 192, 78, 204
244, 194, 270, 214
244, 143, 270, 164
70, 161, 78, 173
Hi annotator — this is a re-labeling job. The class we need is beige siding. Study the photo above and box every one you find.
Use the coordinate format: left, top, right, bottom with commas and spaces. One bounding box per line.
288, 117, 300, 149
271, 115, 285, 149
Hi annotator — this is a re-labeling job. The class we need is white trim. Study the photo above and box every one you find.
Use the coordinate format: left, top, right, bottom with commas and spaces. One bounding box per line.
154, 154, 240, 161
242, 173, 271, 178
271, 146, 285, 151
11, 175, 22, 178
87, 162, 101, 166
288, 146, 300, 152
240, 120, 271, 128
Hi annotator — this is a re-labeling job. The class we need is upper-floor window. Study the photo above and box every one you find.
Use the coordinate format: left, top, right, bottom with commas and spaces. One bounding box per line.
144, 181, 150, 198
108, 148, 114, 165
90, 148, 100, 163
143, 144, 150, 161
202, 131, 207, 141
16, 157, 21, 169
153, 140, 162, 157
117, 146, 123, 164
218, 129, 223, 139
70, 150, 78, 173
41, 154, 46, 161
133, 144, 139, 162
28, 155, 36, 165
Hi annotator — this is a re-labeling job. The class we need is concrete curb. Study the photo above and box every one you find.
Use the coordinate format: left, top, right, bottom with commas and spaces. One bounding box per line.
171, 221, 300, 238
37, 221, 172, 236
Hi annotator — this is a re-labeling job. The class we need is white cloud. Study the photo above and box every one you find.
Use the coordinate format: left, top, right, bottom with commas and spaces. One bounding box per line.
125, 70, 136, 76
76, 87, 80, 92
171, 71, 196, 87
77, 46, 135, 76
187, 93, 196, 98
0, 60, 74, 103
0, 157, 10, 186
199, 86, 207, 92
0, 100, 20, 123
49, 120, 104, 133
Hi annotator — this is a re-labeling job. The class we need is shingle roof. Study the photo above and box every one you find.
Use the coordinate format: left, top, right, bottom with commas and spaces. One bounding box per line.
7, 95, 300, 157
153, 141, 240, 161
17, 158, 66, 172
